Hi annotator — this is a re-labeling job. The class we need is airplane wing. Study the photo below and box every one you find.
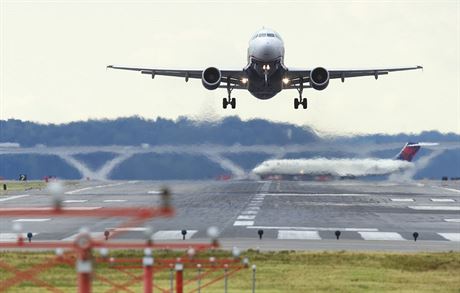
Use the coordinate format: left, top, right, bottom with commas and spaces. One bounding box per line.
285, 65, 423, 87
106, 65, 246, 85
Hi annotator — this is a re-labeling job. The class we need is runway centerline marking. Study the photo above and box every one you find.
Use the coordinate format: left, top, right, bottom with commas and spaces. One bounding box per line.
438, 233, 460, 242
237, 215, 256, 220
0, 194, 30, 202
241, 211, 258, 215
431, 198, 455, 202
444, 219, 460, 223
233, 221, 254, 226
64, 199, 88, 203
13, 218, 51, 222
391, 198, 414, 202
247, 226, 379, 232
408, 206, 460, 211
232, 182, 270, 227
359, 232, 406, 241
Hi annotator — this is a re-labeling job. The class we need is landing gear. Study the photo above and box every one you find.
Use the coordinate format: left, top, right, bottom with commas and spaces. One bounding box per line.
223, 80, 236, 109
294, 78, 307, 109
294, 97, 307, 109
223, 97, 236, 109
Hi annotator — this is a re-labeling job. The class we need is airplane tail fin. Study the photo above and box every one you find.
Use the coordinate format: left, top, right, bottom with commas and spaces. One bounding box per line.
395, 142, 421, 162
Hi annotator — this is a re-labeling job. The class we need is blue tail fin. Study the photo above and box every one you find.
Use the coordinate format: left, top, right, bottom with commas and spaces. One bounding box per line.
395, 142, 421, 162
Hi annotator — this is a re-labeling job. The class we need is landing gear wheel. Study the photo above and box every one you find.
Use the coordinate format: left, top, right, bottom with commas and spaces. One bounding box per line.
301, 97, 307, 109
223, 97, 236, 109
294, 97, 307, 109
230, 97, 236, 109
294, 98, 300, 109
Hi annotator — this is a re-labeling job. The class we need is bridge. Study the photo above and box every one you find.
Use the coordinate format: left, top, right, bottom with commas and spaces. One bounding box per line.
1, 142, 458, 180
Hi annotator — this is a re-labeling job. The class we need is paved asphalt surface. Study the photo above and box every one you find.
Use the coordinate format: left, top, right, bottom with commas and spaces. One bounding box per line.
1, 180, 459, 251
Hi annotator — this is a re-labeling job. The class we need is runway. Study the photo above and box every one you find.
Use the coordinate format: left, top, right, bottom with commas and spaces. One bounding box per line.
1, 179, 459, 251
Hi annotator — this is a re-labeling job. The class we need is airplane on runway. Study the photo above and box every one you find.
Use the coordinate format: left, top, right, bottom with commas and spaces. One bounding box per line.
252, 142, 437, 180
107, 28, 422, 109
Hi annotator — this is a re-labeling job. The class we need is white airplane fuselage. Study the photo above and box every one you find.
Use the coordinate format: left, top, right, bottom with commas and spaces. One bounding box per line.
245, 29, 287, 99
107, 28, 422, 109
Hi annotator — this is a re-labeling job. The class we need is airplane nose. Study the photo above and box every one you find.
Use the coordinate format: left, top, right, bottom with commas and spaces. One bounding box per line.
254, 42, 278, 61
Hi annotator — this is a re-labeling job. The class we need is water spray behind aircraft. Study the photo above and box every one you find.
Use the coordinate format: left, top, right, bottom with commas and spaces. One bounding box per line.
252, 142, 439, 180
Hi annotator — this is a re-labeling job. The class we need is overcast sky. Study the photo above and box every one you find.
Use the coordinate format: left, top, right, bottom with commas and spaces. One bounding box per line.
1, 0, 459, 135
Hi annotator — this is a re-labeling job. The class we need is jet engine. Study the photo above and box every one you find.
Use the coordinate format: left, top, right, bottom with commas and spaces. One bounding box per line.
202, 67, 222, 90
310, 67, 329, 90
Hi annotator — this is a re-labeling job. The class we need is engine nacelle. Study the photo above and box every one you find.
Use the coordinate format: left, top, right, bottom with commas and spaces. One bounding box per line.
310, 67, 329, 90
201, 67, 222, 90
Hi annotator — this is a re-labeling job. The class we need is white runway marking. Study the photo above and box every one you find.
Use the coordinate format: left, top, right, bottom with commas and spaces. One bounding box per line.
241, 211, 258, 215
431, 198, 455, 202
263, 193, 371, 197
247, 207, 260, 210
0, 194, 30, 202
62, 232, 104, 241
152, 230, 197, 240
0, 233, 38, 242
278, 230, 321, 240
147, 190, 161, 194
439, 187, 460, 193
248, 226, 378, 232
444, 219, 460, 223
103, 199, 127, 203
438, 233, 460, 242
0, 207, 101, 212
108, 227, 148, 232
359, 232, 406, 241
408, 206, 460, 211
233, 221, 254, 226
13, 218, 50, 222
64, 199, 88, 203
65, 182, 125, 194
237, 215, 256, 220
391, 198, 414, 202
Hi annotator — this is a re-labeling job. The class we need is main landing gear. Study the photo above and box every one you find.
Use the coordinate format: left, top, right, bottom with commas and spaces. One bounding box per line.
294, 80, 307, 109
223, 81, 236, 109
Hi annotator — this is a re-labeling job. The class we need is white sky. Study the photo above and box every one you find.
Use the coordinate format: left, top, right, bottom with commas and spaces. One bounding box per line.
1, 0, 459, 135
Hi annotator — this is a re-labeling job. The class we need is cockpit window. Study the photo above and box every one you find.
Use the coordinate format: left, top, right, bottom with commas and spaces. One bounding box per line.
258, 33, 267, 37
267, 33, 275, 37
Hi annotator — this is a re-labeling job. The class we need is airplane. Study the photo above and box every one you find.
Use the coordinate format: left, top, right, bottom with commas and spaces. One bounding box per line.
107, 28, 422, 109
252, 142, 437, 180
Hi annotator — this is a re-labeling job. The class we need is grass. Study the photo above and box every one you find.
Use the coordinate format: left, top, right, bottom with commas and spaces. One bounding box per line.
0, 180, 78, 195
0, 250, 459, 292
0, 181, 47, 194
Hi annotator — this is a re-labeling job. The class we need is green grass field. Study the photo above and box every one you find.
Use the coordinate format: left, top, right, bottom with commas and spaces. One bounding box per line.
0, 180, 47, 194
1, 250, 459, 292
0, 180, 79, 195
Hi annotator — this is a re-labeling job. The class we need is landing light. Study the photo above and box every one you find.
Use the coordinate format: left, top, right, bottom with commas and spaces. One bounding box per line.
241, 78, 248, 84
282, 78, 289, 84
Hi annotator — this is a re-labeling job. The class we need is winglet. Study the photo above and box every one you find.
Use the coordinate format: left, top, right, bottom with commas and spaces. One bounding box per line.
417, 65, 423, 71
106, 65, 114, 70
